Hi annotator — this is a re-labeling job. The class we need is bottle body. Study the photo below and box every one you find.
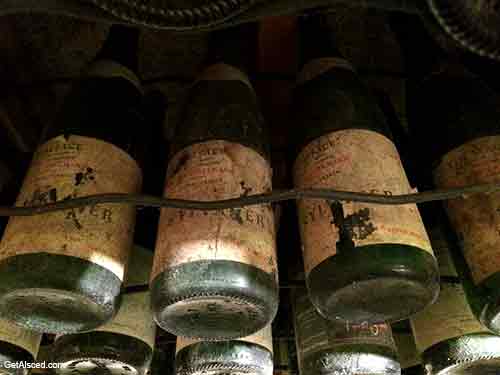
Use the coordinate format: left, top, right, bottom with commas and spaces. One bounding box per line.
410, 213, 500, 375
175, 325, 274, 375
0, 318, 42, 375
0, 53, 143, 333
151, 63, 279, 340
52, 246, 156, 375
292, 289, 400, 375
407, 61, 500, 333
293, 57, 439, 324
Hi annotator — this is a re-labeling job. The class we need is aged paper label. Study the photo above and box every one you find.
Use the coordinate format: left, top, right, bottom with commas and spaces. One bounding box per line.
152, 141, 277, 279
0, 135, 142, 281
294, 129, 433, 275
176, 324, 273, 353
96, 291, 156, 349
410, 282, 488, 353
0, 318, 42, 357
434, 136, 500, 284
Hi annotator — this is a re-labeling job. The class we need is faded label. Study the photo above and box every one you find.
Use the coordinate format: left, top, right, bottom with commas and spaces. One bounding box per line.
329, 321, 396, 350
294, 129, 433, 275
434, 136, 500, 284
0, 318, 42, 357
410, 282, 487, 353
96, 291, 156, 349
152, 140, 277, 279
176, 324, 273, 354
293, 292, 330, 364
0, 135, 142, 281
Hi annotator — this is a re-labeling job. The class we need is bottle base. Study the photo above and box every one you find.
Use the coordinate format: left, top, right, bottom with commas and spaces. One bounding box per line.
150, 260, 278, 340
302, 346, 400, 375
0, 253, 122, 334
176, 341, 273, 375
0, 341, 34, 375
422, 334, 500, 375
307, 244, 439, 323
52, 331, 153, 375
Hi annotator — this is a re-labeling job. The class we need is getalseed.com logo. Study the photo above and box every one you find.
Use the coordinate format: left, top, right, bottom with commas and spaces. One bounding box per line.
2, 361, 62, 369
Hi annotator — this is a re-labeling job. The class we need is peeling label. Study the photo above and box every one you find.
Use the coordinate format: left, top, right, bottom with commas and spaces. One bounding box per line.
0, 318, 41, 357
152, 140, 277, 279
96, 291, 156, 349
176, 325, 273, 354
294, 129, 433, 275
434, 136, 500, 284
0, 135, 142, 281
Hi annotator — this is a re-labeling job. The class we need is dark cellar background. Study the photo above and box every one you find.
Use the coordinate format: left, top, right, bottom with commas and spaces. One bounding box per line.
0, 5, 499, 373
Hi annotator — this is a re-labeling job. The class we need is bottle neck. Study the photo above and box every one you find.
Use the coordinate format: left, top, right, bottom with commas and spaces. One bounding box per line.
205, 23, 258, 75
94, 24, 140, 75
297, 13, 354, 85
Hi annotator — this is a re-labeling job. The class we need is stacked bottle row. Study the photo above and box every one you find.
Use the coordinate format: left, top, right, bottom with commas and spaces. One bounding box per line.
1, 212, 500, 375
0, 11, 500, 375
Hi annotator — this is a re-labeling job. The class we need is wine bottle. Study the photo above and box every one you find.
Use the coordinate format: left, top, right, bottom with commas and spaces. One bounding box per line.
410, 206, 500, 374
0, 318, 42, 375
176, 325, 274, 375
396, 14, 500, 334
52, 245, 156, 375
293, 13, 439, 324
292, 288, 400, 375
0, 25, 144, 334
150, 23, 279, 340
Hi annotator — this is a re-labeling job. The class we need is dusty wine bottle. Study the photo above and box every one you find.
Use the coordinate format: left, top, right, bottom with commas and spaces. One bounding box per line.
292, 288, 400, 375
52, 245, 156, 375
410, 207, 500, 375
150, 24, 279, 340
0, 318, 42, 375
0, 25, 144, 334
399, 14, 500, 334
293, 13, 439, 324
176, 325, 274, 375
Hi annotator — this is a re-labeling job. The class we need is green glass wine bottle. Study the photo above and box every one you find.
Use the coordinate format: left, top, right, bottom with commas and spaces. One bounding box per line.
292, 288, 400, 375
52, 245, 156, 375
176, 325, 274, 375
0, 25, 144, 334
150, 23, 279, 340
293, 13, 439, 324
397, 13, 500, 335
410, 205, 500, 375
0, 318, 42, 375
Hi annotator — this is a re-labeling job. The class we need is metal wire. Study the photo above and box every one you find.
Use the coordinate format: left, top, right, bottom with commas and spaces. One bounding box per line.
1, 182, 498, 217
